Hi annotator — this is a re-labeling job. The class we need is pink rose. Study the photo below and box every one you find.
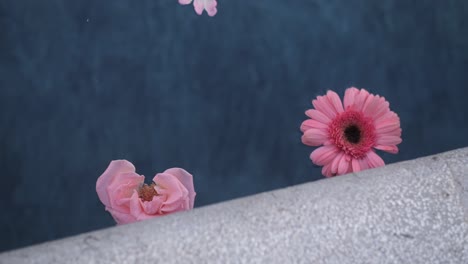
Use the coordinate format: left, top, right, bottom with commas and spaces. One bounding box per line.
96, 160, 196, 224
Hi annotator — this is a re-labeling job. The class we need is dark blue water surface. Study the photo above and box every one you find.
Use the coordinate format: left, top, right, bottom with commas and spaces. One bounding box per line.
1, 0, 467, 252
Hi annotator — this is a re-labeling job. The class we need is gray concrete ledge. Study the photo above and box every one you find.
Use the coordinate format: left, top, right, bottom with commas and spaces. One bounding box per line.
1, 148, 468, 264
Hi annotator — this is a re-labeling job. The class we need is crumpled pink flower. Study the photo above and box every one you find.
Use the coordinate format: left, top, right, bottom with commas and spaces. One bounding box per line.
178, 0, 217, 17
96, 160, 196, 224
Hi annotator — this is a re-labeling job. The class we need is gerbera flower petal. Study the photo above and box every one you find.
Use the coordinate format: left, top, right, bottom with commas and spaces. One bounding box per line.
343, 87, 360, 109
330, 152, 345, 175
302, 128, 329, 146
305, 109, 331, 124
322, 164, 333, 177
365, 151, 385, 168
375, 110, 398, 123
362, 95, 382, 118
351, 158, 361, 172
312, 96, 337, 119
375, 113, 400, 128
374, 144, 399, 154
370, 96, 390, 120
300, 119, 328, 132
353, 89, 370, 112
376, 135, 402, 146
310, 145, 339, 166
358, 157, 369, 171
326, 90, 344, 114
337, 154, 351, 175
376, 120, 401, 134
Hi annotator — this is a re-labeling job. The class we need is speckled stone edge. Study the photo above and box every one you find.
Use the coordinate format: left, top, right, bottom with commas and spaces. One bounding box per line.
1, 147, 468, 264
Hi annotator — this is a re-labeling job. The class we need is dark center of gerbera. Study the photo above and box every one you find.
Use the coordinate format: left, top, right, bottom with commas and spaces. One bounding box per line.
138, 183, 158, 202
344, 124, 361, 144
328, 110, 376, 159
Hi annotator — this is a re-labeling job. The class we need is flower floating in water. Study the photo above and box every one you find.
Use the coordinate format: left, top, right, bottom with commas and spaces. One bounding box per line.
301, 87, 402, 177
96, 160, 196, 224
179, 0, 218, 17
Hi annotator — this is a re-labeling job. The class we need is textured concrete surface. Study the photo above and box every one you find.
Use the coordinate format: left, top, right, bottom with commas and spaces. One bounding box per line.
1, 148, 467, 264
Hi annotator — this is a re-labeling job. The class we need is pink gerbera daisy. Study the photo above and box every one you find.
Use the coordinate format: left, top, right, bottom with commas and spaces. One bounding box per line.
300, 87, 402, 177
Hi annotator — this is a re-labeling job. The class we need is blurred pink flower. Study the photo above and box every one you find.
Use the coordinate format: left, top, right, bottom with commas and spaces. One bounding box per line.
301, 87, 402, 177
179, 0, 217, 17
96, 160, 196, 224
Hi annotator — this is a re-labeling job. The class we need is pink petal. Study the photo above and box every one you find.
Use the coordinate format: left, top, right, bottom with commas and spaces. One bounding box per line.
302, 128, 329, 146
358, 157, 369, 171
107, 172, 144, 213
330, 152, 345, 175
362, 95, 381, 118
129, 191, 144, 218
163, 168, 196, 209
178, 0, 192, 5
305, 109, 331, 125
376, 120, 401, 134
375, 114, 400, 130
343, 87, 359, 109
378, 127, 402, 138
376, 135, 402, 145
310, 145, 339, 166
154, 173, 190, 212
205, 0, 218, 16
370, 96, 390, 120
351, 158, 361, 172
300, 119, 328, 132
96, 160, 137, 208
365, 151, 385, 169
322, 164, 333, 177
326, 90, 344, 114
374, 145, 399, 154
346, 162, 354, 174
353, 89, 370, 112
312, 96, 337, 119
140, 196, 164, 215
106, 206, 137, 225
337, 154, 350, 175
193, 0, 204, 15
375, 110, 398, 123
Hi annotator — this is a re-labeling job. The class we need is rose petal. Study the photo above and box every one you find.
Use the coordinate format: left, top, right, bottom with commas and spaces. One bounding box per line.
154, 173, 190, 213
107, 172, 144, 213
204, 0, 217, 16
163, 168, 196, 209
106, 206, 137, 225
178, 0, 192, 5
96, 160, 137, 208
